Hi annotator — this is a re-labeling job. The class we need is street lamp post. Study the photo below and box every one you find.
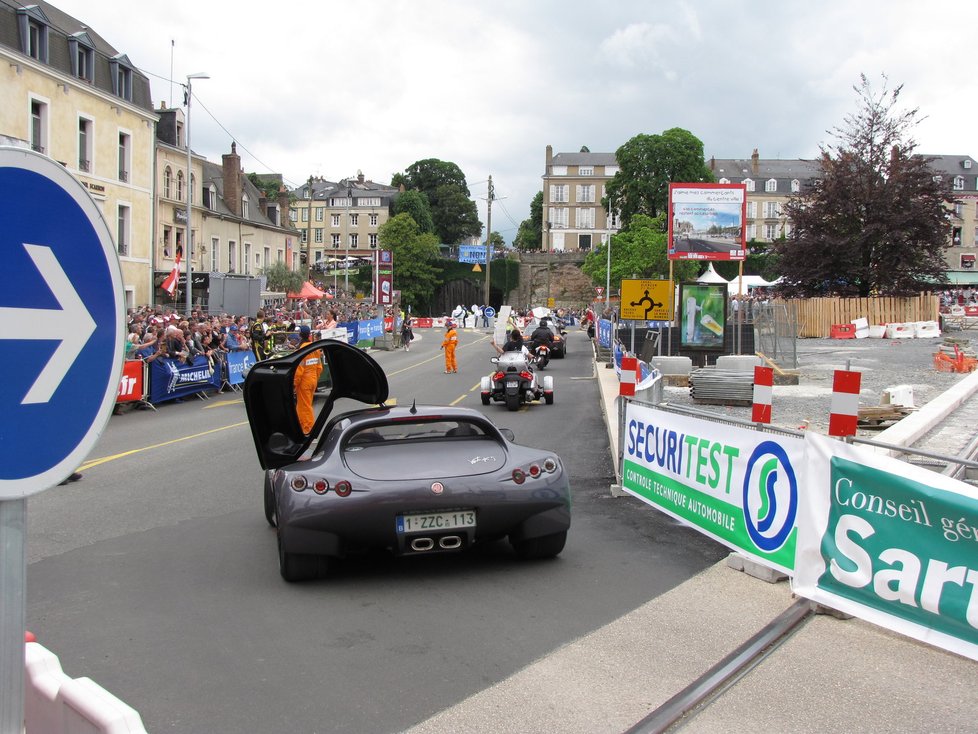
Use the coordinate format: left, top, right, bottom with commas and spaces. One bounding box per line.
184, 72, 209, 316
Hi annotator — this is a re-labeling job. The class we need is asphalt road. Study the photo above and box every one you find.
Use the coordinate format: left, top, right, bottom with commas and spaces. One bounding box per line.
25, 327, 727, 733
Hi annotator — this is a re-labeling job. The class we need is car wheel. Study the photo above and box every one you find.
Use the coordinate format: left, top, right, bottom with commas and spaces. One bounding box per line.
505, 393, 520, 411
511, 531, 567, 560
278, 533, 327, 582
544, 391, 554, 405
481, 393, 491, 406
263, 474, 277, 528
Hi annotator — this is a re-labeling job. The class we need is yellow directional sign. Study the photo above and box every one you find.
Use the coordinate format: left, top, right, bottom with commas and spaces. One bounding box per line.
619, 279, 673, 321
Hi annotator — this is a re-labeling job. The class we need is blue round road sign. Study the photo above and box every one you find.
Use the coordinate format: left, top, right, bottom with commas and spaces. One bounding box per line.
0, 147, 124, 498
484, 307, 496, 318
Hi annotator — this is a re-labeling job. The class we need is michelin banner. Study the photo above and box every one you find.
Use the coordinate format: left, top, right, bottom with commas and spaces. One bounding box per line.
148, 355, 222, 403
793, 433, 978, 661
622, 403, 803, 573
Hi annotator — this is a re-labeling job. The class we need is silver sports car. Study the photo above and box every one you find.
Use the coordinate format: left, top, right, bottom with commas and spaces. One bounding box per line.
243, 339, 572, 582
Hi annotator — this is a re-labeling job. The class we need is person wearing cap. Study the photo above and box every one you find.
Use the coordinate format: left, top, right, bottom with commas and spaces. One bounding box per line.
224, 324, 244, 351
440, 320, 458, 373
293, 324, 323, 434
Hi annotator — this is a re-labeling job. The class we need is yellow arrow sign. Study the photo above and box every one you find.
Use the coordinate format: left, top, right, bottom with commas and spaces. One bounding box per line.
619, 279, 673, 321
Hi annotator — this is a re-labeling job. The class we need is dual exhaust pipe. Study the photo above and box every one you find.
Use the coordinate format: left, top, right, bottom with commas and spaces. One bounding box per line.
410, 535, 463, 552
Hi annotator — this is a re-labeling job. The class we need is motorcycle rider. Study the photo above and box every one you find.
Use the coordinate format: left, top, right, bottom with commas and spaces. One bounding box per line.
492, 329, 532, 361
529, 318, 555, 360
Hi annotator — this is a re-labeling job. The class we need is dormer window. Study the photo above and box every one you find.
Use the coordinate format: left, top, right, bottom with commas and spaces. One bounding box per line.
68, 33, 95, 83
207, 184, 217, 211
17, 7, 49, 63
765, 178, 777, 192
110, 56, 133, 102
791, 179, 801, 193
744, 178, 755, 192
718, 177, 730, 184
242, 194, 250, 219
954, 176, 965, 191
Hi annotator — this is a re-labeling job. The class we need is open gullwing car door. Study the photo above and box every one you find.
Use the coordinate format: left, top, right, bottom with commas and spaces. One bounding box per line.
243, 338, 389, 470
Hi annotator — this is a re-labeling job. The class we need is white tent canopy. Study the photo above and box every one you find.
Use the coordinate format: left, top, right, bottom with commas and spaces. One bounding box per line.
696, 263, 729, 284
727, 275, 781, 296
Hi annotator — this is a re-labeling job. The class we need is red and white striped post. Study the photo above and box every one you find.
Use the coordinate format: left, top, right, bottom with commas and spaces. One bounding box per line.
752, 366, 773, 423
620, 356, 637, 397
829, 369, 861, 437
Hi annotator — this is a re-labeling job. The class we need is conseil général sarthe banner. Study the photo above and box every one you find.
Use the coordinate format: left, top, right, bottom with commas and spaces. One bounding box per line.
794, 434, 978, 661
622, 403, 803, 574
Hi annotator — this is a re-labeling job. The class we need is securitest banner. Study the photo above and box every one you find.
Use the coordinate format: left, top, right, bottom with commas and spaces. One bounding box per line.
794, 434, 978, 661
622, 403, 803, 573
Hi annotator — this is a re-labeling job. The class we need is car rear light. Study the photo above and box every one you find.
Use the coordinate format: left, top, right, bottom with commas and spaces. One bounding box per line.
543, 458, 558, 473
493, 371, 505, 381
334, 480, 352, 497
290, 476, 307, 492
313, 479, 329, 495
512, 469, 526, 485
519, 371, 532, 380
528, 464, 541, 478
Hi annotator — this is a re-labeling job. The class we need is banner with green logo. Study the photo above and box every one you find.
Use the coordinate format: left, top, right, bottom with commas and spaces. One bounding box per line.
794, 434, 978, 661
621, 404, 804, 573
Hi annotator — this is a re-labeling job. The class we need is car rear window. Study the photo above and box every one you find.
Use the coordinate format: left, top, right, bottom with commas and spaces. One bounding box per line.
347, 420, 487, 445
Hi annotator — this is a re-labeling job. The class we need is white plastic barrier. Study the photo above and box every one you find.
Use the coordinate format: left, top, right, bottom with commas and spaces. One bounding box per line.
851, 316, 870, 338
885, 322, 914, 339
25, 641, 147, 733
914, 320, 941, 338
868, 324, 887, 338
882, 384, 915, 408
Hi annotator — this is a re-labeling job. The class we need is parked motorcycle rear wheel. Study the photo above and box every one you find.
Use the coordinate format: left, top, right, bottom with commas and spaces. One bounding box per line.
505, 393, 520, 411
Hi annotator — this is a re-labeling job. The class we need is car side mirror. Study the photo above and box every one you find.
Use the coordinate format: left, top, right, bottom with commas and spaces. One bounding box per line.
490, 357, 500, 364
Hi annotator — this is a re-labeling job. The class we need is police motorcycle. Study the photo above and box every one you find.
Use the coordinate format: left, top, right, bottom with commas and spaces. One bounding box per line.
480, 350, 554, 411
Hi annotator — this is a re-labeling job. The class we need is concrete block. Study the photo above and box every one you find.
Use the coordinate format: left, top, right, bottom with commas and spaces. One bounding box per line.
651, 355, 692, 375
727, 554, 788, 583
715, 355, 762, 372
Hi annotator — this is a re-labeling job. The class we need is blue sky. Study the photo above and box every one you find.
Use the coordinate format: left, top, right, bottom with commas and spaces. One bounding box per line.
51, 0, 978, 243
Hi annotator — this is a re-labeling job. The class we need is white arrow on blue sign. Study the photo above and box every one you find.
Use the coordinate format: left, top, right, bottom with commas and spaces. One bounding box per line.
0, 147, 124, 499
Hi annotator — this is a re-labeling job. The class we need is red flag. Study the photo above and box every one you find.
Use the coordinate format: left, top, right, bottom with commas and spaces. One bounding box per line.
162, 253, 181, 296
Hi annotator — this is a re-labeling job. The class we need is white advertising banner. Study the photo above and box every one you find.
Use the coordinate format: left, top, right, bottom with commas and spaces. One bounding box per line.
621, 404, 805, 574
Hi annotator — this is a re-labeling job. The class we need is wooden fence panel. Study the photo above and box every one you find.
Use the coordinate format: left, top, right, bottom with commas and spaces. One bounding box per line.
773, 293, 939, 337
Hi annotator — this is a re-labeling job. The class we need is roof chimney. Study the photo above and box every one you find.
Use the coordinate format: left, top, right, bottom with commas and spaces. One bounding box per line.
709, 156, 716, 171
751, 149, 759, 175
222, 142, 242, 217
546, 144, 553, 175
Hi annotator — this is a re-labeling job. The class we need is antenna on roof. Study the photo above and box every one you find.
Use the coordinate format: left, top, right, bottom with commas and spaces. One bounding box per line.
410, 400, 417, 414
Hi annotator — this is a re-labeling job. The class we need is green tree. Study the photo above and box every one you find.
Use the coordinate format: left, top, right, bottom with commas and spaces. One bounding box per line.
431, 183, 482, 244
775, 75, 954, 297
261, 260, 304, 294
513, 191, 544, 251
394, 159, 482, 244
605, 128, 714, 228
379, 213, 442, 312
392, 189, 434, 233
400, 159, 470, 195
582, 214, 698, 290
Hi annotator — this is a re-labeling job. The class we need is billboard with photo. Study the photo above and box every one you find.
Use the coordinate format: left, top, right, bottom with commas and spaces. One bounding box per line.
669, 183, 747, 261
679, 283, 727, 349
